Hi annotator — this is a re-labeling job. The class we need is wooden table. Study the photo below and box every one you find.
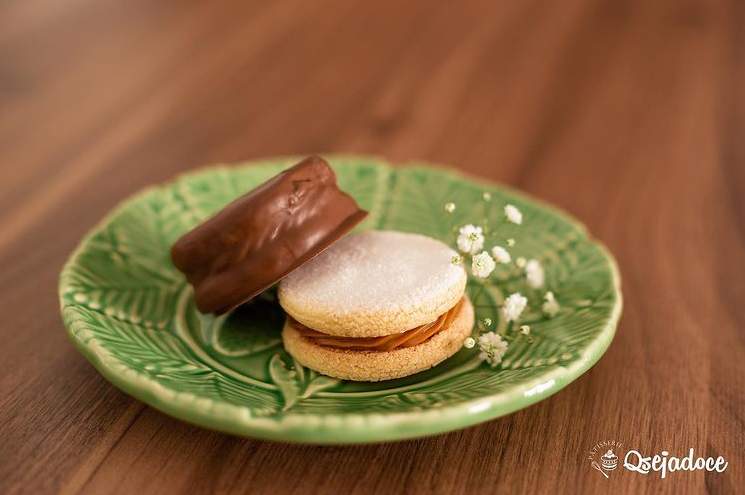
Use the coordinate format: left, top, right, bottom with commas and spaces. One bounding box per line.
2, 0, 743, 494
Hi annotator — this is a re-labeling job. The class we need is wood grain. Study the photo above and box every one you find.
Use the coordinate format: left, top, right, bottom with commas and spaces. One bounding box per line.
1, 0, 743, 494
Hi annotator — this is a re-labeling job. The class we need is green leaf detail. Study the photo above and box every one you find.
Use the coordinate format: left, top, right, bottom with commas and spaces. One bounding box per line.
268, 354, 341, 410
269, 354, 301, 411
302, 374, 341, 399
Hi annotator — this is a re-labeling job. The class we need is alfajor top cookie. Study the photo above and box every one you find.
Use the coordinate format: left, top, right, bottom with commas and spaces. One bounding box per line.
278, 230, 467, 337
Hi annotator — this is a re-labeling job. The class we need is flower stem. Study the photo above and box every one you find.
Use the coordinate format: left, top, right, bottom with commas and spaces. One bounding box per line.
472, 279, 489, 307
503, 320, 514, 336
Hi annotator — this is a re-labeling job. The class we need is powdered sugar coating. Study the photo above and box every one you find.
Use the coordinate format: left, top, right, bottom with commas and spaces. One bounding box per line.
278, 231, 467, 337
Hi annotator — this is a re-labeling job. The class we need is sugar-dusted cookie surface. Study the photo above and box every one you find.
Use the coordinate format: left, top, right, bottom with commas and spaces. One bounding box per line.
282, 296, 475, 381
278, 230, 467, 337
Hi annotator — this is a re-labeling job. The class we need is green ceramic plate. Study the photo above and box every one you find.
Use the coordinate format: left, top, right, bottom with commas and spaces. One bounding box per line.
59, 156, 622, 444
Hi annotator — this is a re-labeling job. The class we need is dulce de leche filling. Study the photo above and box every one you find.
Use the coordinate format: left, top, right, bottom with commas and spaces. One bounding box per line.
289, 297, 465, 352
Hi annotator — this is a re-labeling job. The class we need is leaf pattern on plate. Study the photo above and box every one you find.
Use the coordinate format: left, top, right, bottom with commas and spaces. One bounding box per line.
269, 354, 341, 411
59, 156, 621, 442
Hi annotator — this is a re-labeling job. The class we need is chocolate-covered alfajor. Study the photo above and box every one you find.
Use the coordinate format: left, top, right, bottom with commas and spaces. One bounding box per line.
171, 156, 368, 315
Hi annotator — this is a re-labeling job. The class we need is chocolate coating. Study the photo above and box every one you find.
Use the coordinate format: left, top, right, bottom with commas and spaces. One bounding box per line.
171, 156, 368, 314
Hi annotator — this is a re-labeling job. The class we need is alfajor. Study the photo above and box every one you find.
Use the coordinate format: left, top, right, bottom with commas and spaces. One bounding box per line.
279, 230, 474, 381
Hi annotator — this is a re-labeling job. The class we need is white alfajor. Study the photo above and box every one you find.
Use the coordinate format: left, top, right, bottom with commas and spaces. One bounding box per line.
278, 230, 474, 381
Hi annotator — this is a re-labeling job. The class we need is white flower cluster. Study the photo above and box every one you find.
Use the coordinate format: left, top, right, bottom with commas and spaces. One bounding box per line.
504, 204, 522, 224
456, 224, 484, 254
478, 332, 509, 367
455, 205, 520, 279
501, 292, 527, 322
471, 251, 496, 278
446, 198, 562, 367
491, 246, 511, 264
542, 291, 560, 317
525, 259, 544, 289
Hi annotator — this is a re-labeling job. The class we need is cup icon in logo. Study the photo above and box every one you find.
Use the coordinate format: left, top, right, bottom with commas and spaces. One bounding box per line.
601, 449, 618, 471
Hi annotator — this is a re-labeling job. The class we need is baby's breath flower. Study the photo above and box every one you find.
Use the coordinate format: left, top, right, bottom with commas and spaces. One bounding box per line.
482, 192, 492, 201
504, 204, 523, 225
525, 259, 545, 289
463, 337, 476, 349
456, 224, 484, 254
506, 238, 516, 247
519, 325, 531, 335
516, 257, 527, 268
483, 318, 492, 327
471, 251, 496, 278
491, 245, 511, 264
478, 332, 509, 367
502, 292, 528, 322
542, 291, 560, 317
444, 202, 456, 213
451, 255, 461, 265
